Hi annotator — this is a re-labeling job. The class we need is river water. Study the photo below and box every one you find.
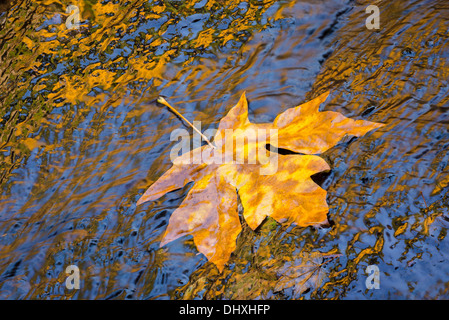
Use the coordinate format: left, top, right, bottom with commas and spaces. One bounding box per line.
0, 0, 448, 299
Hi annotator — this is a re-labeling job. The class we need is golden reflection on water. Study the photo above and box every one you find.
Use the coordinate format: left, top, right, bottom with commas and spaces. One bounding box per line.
0, 0, 448, 299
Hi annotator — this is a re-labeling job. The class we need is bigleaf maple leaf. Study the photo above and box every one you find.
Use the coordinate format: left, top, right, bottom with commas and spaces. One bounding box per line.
137, 91, 384, 271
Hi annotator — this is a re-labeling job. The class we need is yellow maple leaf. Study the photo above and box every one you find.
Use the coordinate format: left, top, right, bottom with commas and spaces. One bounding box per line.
137, 92, 384, 271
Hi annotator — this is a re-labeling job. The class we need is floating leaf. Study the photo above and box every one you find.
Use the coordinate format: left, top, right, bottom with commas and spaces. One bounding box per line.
137, 91, 384, 271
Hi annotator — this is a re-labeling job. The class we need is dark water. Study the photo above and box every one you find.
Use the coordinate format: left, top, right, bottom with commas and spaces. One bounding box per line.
0, 0, 448, 299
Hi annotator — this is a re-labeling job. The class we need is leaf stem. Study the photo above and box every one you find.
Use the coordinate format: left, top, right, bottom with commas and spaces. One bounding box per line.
157, 97, 215, 149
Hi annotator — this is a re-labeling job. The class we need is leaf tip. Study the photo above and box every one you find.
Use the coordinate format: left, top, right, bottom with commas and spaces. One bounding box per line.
136, 197, 145, 206
239, 91, 248, 103
374, 122, 386, 128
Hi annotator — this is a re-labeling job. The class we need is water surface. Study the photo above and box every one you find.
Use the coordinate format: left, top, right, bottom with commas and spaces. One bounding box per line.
0, 0, 448, 299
